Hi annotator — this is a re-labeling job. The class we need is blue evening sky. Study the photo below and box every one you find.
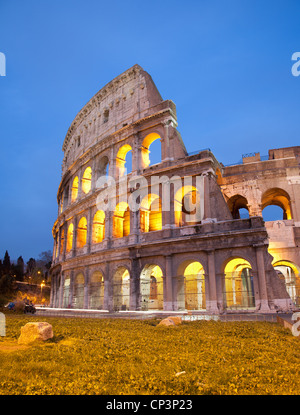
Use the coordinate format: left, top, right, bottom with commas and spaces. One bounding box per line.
0, 0, 299, 261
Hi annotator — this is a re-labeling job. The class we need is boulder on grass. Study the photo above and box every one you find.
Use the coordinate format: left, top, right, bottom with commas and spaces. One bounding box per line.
157, 316, 182, 327
18, 322, 53, 345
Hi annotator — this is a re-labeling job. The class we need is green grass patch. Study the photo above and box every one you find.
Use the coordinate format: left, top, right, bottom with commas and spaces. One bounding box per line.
0, 315, 299, 395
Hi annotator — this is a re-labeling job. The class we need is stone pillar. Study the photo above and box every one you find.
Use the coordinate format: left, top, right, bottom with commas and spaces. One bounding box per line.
72, 217, 77, 258
207, 251, 219, 313
49, 275, 54, 307
84, 268, 90, 309
202, 173, 214, 223
59, 272, 65, 308
103, 262, 111, 311
69, 271, 74, 308
86, 207, 93, 253
164, 255, 174, 311
255, 245, 270, 312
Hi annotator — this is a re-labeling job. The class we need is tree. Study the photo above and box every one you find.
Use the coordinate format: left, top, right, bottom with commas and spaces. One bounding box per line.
3, 250, 11, 275
13, 256, 25, 281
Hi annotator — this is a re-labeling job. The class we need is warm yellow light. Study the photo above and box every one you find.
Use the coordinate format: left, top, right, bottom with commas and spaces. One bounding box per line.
77, 217, 87, 248
82, 167, 92, 194
71, 176, 79, 202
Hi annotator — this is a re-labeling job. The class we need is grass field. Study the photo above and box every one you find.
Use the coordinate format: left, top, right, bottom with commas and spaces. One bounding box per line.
0, 314, 299, 395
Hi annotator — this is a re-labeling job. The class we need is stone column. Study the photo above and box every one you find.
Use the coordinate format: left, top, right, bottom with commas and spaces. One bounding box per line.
207, 251, 219, 313
86, 207, 93, 253
255, 245, 270, 312
59, 272, 65, 308
69, 271, 74, 308
72, 217, 78, 258
164, 255, 173, 311
84, 268, 90, 309
103, 262, 111, 311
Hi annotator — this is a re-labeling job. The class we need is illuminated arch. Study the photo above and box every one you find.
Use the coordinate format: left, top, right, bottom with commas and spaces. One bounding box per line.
59, 227, 65, 256
116, 144, 132, 177
174, 185, 201, 227
223, 258, 255, 309
89, 271, 105, 309
141, 132, 161, 168
71, 176, 79, 202
140, 264, 164, 310
73, 273, 85, 309
113, 202, 130, 238
140, 194, 162, 232
77, 217, 87, 248
112, 267, 130, 311
273, 260, 300, 306
63, 275, 70, 307
82, 166, 92, 194
66, 223, 74, 252
92, 210, 105, 244
261, 188, 292, 220
176, 260, 205, 311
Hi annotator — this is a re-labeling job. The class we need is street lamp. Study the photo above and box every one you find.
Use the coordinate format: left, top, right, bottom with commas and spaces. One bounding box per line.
40, 280, 45, 296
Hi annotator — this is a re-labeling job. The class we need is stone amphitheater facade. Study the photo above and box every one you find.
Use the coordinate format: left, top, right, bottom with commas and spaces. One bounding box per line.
50, 64, 300, 314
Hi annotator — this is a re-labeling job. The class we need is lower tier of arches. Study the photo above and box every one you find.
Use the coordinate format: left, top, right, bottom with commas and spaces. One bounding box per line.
50, 249, 297, 313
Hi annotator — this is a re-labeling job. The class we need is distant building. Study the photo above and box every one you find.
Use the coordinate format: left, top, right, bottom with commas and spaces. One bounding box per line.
50, 65, 299, 314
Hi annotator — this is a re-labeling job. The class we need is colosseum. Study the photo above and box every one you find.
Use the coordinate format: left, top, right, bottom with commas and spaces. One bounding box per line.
49, 64, 300, 315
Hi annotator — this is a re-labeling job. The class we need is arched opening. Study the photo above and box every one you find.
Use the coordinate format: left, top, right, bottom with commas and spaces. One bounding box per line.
227, 195, 249, 219
140, 194, 162, 232
71, 176, 79, 203
89, 271, 105, 309
141, 132, 161, 169
82, 166, 92, 194
261, 188, 292, 221
112, 267, 130, 311
96, 156, 109, 181
176, 261, 206, 311
63, 275, 70, 308
92, 210, 105, 243
223, 258, 255, 309
113, 202, 130, 238
174, 186, 201, 227
116, 144, 132, 177
73, 273, 85, 309
77, 217, 87, 248
59, 228, 65, 256
66, 223, 73, 253
140, 264, 163, 310
273, 260, 300, 306
63, 185, 69, 210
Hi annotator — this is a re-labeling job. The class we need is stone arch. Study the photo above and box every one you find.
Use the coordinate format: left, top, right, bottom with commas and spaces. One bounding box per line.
73, 272, 85, 309
112, 266, 130, 311
89, 270, 105, 309
116, 144, 132, 177
82, 166, 92, 194
141, 132, 162, 168
71, 176, 79, 202
92, 210, 105, 243
227, 194, 249, 219
59, 227, 65, 256
96, 155, 109, 181
113, 202, 130, 238
140, 264, 164, 310
222, 257, 255, 309
174, 185, 201, 226
140, 193, 162, 232
261, 187, 292, 220
66, 223, 74, 253
273, 260, 300, 306
62, 273, 71, 308
77, 217, 87, 248
176, 260, 206, 311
